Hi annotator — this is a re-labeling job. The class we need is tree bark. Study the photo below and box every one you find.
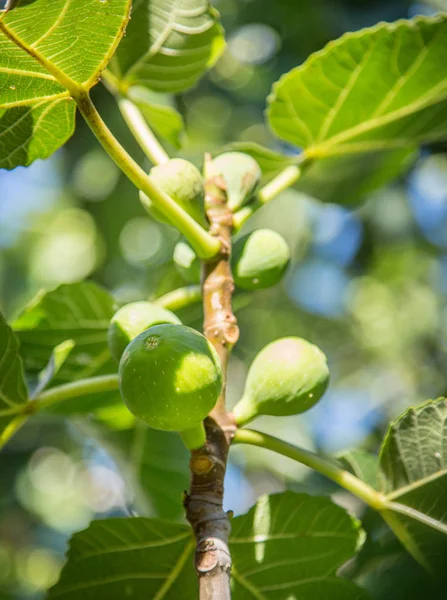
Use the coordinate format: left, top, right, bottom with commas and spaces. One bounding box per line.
184, 154, 238, 599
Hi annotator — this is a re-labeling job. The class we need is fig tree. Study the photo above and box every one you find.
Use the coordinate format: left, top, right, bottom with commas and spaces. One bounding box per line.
232, 229, 290, 290
140, 158, 207, 228
173, 240, 201, 283
119, 324, 222, 449
108, 301, 181, 362
233, 337, 329, 426
212, 152, 261, 210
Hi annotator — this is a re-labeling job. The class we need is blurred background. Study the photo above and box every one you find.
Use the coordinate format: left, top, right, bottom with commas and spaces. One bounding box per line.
1, 0, 447, 598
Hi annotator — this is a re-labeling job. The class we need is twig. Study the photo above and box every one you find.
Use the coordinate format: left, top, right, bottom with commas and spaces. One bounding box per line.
233, 428, 387, 510
184, 154, 239, 599
153, 285, 202, 312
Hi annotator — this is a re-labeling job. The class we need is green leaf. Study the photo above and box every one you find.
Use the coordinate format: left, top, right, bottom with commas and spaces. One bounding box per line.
13, 282, 117, 384
268, 15, 447, 156
0, 0, 131, 168
48, 492, 368, 600
47, 518, 197, 600
225, 142, 415, 205
266, 15, 447, 204
128, 86, 185, 148
111, 0, 225, 93
86, 418, 190, 520
379, 398, 447, 574
348, 512, 442, 600
230, 492, 367, 599
0, 311, 28, 439
339, 450, 380, 490
31, 340, 75, 398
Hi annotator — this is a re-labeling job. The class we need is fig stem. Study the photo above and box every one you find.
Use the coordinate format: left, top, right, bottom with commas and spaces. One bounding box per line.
118, 98, 170, 165
258, 164, 302, 204
233, 428, 388, 511
179, 423, 207, 450
231, 394, 257, 427
153, 285, 202, 312
101, 70, 170, 166
74, 92, 221, 260
233, 164, 303, 230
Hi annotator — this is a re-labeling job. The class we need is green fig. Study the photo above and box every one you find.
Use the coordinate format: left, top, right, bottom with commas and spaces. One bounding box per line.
232, 229, 290, 290
212, 152, 261, 210
108, 301, 181, 362
140, 158, 207, 228
173, 240, 201, 283
233, 337, 329, 426
119, 324, 222, 449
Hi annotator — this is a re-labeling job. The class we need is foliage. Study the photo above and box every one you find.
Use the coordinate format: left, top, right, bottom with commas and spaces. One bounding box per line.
0, 1, 446, 599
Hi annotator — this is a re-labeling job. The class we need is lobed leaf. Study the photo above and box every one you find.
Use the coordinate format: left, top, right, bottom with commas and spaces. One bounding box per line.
0, 0, 131, 168
13, 282, 117, 384
379, 398, 447, 574
265, 15, 447, 205
268, 15, 447, 155
48, 492, 367, 600
111, 0, 225, 93
230, 492, 367, 599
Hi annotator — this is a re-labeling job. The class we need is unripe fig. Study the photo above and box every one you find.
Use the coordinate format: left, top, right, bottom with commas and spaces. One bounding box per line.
140, 158, 207, 228
108, 301, 181, 362
232, 229, 290, 290
119, 324, 222, 449
212, 152, 261, 210
233, 337, 329, 426
173, 240, 201, 283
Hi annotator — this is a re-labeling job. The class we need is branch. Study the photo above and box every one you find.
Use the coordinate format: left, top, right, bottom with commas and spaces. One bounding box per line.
184, 154, 239, 600
74, 92, 220, 260
33, 374, 119, 412
233, 428, 387, 511
0, 375, 119, 452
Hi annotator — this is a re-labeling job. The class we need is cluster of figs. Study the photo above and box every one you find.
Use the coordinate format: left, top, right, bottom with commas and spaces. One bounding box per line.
112, 153, 329, 449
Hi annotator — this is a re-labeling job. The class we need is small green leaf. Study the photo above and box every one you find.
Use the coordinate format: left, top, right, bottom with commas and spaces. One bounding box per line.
13, 282, 117, 384
128, 86, 185, 148
111, 0, 225, 93
380, 398, 447, 574
339, 450, 380, 490
268, 15, 447, 155
0, 0, 131, 168
48, 492, 367, 599
31, 340, 75, 398
0, 311, 28, 439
